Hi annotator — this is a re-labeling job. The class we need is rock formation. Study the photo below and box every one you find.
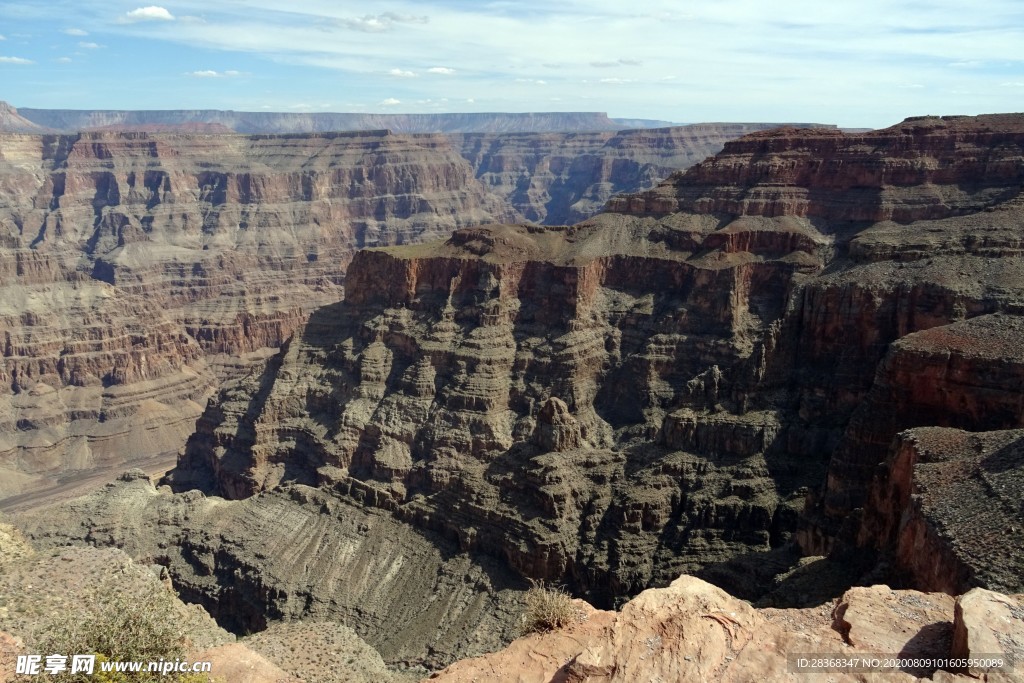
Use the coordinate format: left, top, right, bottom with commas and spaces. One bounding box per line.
166, 113, 1024, 607
10, 113, 1024, 675
453, 123, 835, 223
0, 130, 513, 497
0, 103, 47, 134
427, 575, 1024, 682
0, 121, 811, 500
14, 471, 526, 670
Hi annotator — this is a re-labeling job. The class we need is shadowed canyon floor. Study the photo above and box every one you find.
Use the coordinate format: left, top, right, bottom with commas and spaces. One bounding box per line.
6, 113, 1024, 676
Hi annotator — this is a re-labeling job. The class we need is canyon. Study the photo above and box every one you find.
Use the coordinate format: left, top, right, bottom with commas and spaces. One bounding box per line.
2, 113, 1023, 678
0, 115, 810, 502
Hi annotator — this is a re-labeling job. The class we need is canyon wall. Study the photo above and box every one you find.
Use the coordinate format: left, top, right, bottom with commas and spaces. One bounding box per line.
170, 114, 1024, 607
0, 122, 799, 499
14, 113, 1024, 671
0, 130, 513, 496
453, 123, 832, 224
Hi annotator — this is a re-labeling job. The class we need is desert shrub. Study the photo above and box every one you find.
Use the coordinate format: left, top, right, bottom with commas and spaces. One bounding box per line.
32, 577, 210, 682
520, 580, 582, 635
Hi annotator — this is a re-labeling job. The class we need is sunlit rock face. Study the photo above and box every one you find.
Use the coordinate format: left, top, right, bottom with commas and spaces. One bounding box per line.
0, 130, 515, 495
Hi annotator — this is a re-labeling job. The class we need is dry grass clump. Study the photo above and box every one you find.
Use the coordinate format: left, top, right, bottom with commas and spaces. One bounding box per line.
32, 577, 209, 682
520, 580, 583, 635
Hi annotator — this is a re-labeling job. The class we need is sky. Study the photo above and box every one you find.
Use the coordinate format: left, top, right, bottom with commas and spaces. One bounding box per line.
0, 0, 1022, 128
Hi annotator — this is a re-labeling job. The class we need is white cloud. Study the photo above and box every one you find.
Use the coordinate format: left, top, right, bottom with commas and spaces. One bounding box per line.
427, 66, 455, 75
341, 13, 427, 33
120, 6, 175, 23
56, 57, 73, 63
380, 98, 401, 106
388, 68, 416, 78
0, 34, 6, 41
590, 58, 643, 67
63, 28, 88, 36
186, 70, 242, 78
599, 77, 634, 84
78, 41, 102, 49
1000, 81, 1024, 87
516, 78, 547, 85
0, 56, 33, 64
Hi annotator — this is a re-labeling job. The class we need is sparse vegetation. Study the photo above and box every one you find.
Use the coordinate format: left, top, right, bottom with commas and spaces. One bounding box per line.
519, 581, 583, 635
32, 577, 209, 682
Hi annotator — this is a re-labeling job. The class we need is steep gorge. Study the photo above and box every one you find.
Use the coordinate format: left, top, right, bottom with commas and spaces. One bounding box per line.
11, 114, 1024, 672
0, 122, 795, 501
156, 114, 1024, 610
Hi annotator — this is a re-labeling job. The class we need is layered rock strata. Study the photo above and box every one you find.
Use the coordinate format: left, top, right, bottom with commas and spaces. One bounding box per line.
0, 130, 513, 496
454, 123, 834, 224
170, 215, 830, 606
168, 114, 1024, 607
14, 472, 526, 670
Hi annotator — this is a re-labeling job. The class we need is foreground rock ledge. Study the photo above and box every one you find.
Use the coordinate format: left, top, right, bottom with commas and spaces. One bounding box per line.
426, 576, 1024, 683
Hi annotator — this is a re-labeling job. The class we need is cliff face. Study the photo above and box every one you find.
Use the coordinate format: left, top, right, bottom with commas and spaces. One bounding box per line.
170, 114, 1024, 607
610, 114, 1024, 222
454, 123, 833, 224
0, 130, 513, 495
0, 122, 830, 499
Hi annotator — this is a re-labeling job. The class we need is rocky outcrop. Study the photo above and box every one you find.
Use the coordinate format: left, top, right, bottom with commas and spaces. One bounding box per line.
427, 575, 1024, 682
169, 213, 829, 605
858, 427, 1024, 595
804, 315, 1024, 555
0, 130, 514, 496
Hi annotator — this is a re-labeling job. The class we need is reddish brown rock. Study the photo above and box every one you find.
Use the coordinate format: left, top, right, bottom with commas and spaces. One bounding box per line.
196, 643, 301, 683
858, 427, 1024, 595
427, 575, 1018, 683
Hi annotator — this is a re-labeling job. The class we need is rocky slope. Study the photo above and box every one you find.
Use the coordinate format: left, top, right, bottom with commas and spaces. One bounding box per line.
0, 130, 513, 497
15, 471, 526, 671
0, 103, 47, 134
165, 113, 1024, 607
427, 575, 1024, 682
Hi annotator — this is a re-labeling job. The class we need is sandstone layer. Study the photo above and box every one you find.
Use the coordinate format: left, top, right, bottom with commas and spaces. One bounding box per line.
427, 575, 1024, 683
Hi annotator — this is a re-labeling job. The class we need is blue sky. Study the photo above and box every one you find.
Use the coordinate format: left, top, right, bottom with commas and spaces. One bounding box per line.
0, 0, 1022, 128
